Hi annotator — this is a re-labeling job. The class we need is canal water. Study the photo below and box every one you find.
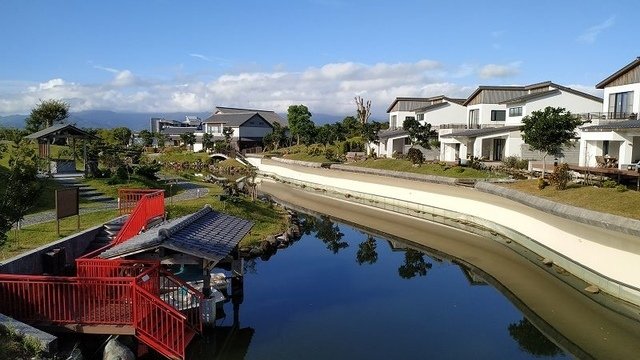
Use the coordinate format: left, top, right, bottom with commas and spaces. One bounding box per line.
185, 213, 571, 360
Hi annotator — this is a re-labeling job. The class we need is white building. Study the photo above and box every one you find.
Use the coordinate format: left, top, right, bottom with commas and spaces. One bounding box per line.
372, 96, 465, 158
579, 58, 640, 169
193, 107, 281, 152
440, 83, 602, 162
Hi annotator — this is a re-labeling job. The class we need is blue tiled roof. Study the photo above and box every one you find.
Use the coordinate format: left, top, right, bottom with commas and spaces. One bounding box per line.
99, 205, 253, 263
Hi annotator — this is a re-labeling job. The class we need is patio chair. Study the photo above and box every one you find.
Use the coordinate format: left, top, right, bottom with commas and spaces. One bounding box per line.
595, 156, 606, 168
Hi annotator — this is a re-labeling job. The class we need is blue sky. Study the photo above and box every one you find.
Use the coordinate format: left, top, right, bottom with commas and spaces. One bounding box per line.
0, 0, 638, 118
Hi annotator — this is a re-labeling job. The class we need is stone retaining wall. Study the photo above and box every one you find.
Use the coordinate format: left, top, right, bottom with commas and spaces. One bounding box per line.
270, 157, 325, 168
330, 164, 459, 185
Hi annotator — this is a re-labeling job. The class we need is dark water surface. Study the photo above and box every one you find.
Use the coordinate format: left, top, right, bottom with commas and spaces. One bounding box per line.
185, 214, 570, 360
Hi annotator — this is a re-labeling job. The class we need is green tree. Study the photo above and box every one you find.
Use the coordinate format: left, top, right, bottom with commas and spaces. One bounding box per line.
139, 129, 154, 147
202, 132, 214, 152
25, 99, 70, 133
521, 106, 584, 179
180, 132, 196, 149
155, 132, 168, 148
112, 127, 132, 147
403, 117, 437, 149
222, 127, 234, 150
361, 121, 383, 147
342, 116, 361, 138
0, 140, 42, 240
263, 121, 287, 150
287, 104, 315, 145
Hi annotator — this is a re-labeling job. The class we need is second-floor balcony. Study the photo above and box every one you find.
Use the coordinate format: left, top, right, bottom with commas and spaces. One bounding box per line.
579, 112, 638, 124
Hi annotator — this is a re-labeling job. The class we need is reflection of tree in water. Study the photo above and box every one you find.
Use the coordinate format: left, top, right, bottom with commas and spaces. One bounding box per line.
299, 214, 318, 235
356, 235, 378, 265
398, 249, 432, 279
508, 318, 563, 357
315, 215, 348, 254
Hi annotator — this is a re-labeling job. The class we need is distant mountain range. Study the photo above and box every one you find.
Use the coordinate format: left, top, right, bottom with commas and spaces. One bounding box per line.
0, 110, 347, 130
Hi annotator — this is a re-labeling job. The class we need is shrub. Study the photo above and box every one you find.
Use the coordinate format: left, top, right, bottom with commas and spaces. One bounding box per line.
537, 178, 548, 190
502, 156, 529, 170
407, 148, 424, 165
452, 166, 465, 173
616, 184, 628, 192
324, 147, 337, 162
602, 179, 618, 188
135, 162, 161, 180
548, 163, 572, 190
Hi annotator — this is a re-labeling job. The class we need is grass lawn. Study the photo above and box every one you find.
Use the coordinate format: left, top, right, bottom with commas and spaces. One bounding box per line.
1, 210, 119, 260
282, 153, 333, 163
502, 180, 640, 220
83, 175, 174, 199
351, 158, 503, 179
153, 151, 210, 163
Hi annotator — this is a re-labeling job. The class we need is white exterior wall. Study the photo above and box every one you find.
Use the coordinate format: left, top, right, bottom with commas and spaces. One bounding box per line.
505, 91, 603, 126
505, 131, 523, 157
579, 131, 637, 167
423, 103, 467, 127
602, 83, 640, 117
389, 111, 417, 129
468, 104, 508, 127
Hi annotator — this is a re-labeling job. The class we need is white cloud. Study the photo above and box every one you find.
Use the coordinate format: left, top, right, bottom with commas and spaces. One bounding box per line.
189, 53, 212, 62
93, 65, 119, 74
478, 62, 521, 79
0, 59, 477, 118
578, 16, 615, 44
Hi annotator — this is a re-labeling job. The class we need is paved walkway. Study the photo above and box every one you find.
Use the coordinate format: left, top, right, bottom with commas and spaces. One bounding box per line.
16, 180, 209, 228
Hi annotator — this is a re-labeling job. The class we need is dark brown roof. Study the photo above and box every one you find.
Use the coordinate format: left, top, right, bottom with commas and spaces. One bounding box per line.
462, 86, 527, 106
203, 112, 273, 128
500, 89, 561, 104
386, 97, 432, 113
215, 107, 285, 125
596, 57, 640, 89
413, 102, 449, 113
26, 123, 98, 140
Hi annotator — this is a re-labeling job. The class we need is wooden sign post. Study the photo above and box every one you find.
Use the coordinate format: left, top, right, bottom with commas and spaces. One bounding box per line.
55, 187, 80, 236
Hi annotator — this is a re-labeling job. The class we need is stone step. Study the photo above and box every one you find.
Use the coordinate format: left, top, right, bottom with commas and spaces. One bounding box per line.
104, 223, 123, 231
83, 195, 115, 202
79, 190, 103, 197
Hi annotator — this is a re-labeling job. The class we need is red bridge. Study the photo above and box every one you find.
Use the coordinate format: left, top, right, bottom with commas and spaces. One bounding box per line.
0, 189, 203, 360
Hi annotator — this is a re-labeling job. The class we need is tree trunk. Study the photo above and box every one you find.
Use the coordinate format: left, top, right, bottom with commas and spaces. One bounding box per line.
541, 153, 547, 179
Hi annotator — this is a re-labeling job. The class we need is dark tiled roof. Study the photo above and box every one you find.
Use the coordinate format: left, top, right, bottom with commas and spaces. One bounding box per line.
99, 206, 253, 262
500, 89, 561, 104
462, 86, 526, 106
596, 57, 640, 89
440, 125, 522, 138
377, 128, 409, 139
581, 120, 640, 131
203, 112, 272, 128
413, 102, 449, 113
161, 126, 198, 135
215, 107, 285, 125
386, 97, 432, 113
26, 123, 98, 140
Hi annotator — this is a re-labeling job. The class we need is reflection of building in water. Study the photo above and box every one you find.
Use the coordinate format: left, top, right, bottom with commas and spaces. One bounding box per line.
456, 262, 488, 286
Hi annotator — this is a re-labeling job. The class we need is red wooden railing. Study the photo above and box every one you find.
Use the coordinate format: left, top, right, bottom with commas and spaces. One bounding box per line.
0, 188, 203, 359
114, 189, 165, 245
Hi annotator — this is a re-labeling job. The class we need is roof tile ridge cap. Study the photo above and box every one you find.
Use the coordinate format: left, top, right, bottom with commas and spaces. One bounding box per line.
162, 205, 213, 238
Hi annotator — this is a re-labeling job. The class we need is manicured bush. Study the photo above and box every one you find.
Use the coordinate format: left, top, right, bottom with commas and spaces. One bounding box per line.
602, 179, 618, 188
548, 163, 571, 190
135, 162, 161, 180
616, 184, 628, 192
407, 148, 424, 165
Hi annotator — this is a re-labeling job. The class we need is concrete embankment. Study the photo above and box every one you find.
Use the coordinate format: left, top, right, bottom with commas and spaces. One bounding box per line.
248, 157, 640, 310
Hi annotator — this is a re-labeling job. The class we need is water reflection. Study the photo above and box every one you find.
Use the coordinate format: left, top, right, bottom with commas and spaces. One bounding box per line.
398, 248, 433, 279
508, 318, 563, 357
356, 235, 378, 265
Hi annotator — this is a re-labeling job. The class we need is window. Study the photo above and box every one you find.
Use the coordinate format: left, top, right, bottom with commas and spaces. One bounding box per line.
509, 107, 522, 117
603, 140, 610, 156
491, 110, 506, 121
608, 91, 634, 119
468, 109, 479, 128
207, 124, 222, 134
417, 113, 424, 121
404, 137, 412, 145
391, 115, 397, 128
